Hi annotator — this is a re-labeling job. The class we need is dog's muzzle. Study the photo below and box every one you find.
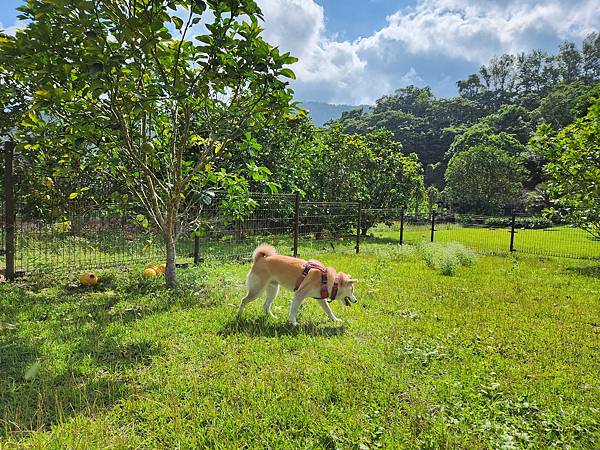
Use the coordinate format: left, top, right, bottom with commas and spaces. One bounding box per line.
344, 296, 357, 306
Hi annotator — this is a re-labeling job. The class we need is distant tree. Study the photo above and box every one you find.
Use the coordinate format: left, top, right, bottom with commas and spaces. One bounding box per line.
457, 74, 485, 99
446, 123, 525, 158
444, 145, 525, 214
534, 81, 588, 129
480, 54, 517, 94
516, 50, 550, 94
582, 32, 600, 81
482, 104, 533, 144
543, 98, 600, 237
557, 41, 583, 83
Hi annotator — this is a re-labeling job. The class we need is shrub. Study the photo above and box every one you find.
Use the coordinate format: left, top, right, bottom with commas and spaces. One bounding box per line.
417, 242, 476, 276
483, 216, 553, 229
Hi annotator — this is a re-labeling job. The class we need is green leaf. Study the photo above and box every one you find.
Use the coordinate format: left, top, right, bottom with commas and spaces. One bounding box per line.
279, 68, 296, 79
171, 16, 183, 29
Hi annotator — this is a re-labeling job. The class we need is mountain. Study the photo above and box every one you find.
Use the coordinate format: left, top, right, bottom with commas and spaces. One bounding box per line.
301, 101, 370, 127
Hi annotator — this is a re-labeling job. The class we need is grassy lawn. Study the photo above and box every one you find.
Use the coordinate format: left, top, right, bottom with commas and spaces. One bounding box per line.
371, 223, 600, 260
1, 243, 599, 448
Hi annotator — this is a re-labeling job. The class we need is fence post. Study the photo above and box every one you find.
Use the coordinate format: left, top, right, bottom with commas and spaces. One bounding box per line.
193, 235, 200, 265
355, 201, 362, 254
399, 208, 405, 245
430, 210, 436, 243
509, 211, 516, 253
4, 141, 16, 281
293, 191, 300, 257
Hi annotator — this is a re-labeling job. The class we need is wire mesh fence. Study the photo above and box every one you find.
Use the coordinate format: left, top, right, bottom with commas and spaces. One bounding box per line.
367, 212, 600, 259
2, 189, 599, 278
11, 204, 171, 273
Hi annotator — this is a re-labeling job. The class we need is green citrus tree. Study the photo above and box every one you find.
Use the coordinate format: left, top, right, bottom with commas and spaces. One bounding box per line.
2, 0, 297, 286
543, 97, 600, 237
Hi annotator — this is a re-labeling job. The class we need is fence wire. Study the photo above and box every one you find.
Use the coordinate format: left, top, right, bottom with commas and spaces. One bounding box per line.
1, 191, 599, 277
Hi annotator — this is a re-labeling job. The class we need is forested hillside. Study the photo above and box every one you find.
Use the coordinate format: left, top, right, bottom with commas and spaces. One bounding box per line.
332, 33, 600, 213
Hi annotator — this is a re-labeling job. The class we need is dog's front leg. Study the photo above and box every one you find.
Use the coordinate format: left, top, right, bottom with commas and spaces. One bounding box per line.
289, 293, 305, 327
317, 299, 342, 323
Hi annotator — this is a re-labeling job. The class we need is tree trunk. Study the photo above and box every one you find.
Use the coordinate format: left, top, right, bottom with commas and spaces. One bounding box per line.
164, 231, 178, 287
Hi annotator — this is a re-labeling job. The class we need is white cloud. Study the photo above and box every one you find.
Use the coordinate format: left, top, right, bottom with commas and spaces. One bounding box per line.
0, 20, 25, 36
256, 0, 600, 104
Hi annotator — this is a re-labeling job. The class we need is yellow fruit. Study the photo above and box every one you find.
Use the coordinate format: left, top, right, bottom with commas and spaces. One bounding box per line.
80, 272, 98, 286
155, 264, 166, 274
146, 263, 157, 270
44, 177, 54, 188
143, 268, 157, 278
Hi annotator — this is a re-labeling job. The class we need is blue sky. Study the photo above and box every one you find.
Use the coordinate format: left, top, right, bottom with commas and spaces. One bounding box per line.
317, 0, 407, 41
2, 0, 599, 104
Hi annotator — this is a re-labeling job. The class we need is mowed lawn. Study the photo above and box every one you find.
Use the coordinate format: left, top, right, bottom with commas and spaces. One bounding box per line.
1, 244, 599, 448
371, 223, 600, 260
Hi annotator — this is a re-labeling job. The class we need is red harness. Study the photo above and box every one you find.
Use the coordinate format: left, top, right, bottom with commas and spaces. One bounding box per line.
294, 260, 339, 301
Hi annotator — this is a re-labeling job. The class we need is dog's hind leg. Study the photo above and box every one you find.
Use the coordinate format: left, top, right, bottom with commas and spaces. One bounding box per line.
237, 272, 264, 317
317, 299, 342, 323
263, 282, 279, 318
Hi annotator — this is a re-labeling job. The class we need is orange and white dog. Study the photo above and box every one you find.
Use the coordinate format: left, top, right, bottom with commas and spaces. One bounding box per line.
237, 244, 358, 326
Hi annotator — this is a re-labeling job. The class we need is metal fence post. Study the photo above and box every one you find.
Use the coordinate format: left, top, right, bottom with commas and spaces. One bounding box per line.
356, 201, 362, 254
399, 208, 405, 245
4, 141, 16, 281
292, 191, 300, 257
193, 235, 200, 265
510, 211, 516, 253
430, 210, 436, 243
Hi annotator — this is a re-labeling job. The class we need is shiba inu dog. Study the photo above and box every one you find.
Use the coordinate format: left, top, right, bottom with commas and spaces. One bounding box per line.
237, 244, 358, 326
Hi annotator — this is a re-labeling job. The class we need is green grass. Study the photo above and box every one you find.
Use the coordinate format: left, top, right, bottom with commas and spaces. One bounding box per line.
370, 223, 600, 260
1, 242, 599, 448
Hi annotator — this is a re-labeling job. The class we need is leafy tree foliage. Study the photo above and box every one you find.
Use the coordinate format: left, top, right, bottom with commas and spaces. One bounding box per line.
446, 123, 525, 158
543, 98, 600, 237
2, 0, 296, 286
445, 145, 525, 214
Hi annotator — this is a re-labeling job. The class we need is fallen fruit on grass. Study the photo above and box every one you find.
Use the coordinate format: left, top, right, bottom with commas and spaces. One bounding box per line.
80, 272, 98, 286
143, 268, 157, 278
146, 263, 157, 270
155, 264, 166, 274
44, 177, 54, 188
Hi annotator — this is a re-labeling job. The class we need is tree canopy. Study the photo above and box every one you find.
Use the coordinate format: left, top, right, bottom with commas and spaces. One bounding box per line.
2, 0, 297, 285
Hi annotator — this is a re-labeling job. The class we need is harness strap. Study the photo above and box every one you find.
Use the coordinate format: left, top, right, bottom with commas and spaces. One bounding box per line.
294, 260, 338, 300
328, 278, 339, 303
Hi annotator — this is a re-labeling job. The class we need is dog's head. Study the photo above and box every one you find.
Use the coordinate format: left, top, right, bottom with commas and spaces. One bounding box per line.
337, 272, 358, 306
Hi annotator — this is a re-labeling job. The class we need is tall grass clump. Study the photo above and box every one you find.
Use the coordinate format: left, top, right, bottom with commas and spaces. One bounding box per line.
417, 242, 476, 275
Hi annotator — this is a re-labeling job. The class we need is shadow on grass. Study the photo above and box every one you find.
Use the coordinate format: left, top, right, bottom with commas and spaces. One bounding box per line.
0, 274, 206, 442
219, 316, 345, 338
566, 265, 600, 278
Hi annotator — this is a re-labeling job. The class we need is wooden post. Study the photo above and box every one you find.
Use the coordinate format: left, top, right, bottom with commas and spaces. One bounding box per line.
399, 208, 404, 245
4, 141, 16, 281
430, 210, 436, 243
510, 211, 516, 253
355, 201, 362, 254
293, 191, 300, 257
193, 235, 200, 265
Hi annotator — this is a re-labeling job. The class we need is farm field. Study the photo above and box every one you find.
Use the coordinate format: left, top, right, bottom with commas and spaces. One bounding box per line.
1, 242, 599, 448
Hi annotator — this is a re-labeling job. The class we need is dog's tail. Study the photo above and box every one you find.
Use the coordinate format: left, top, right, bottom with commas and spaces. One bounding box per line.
252, 243, 277, 263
